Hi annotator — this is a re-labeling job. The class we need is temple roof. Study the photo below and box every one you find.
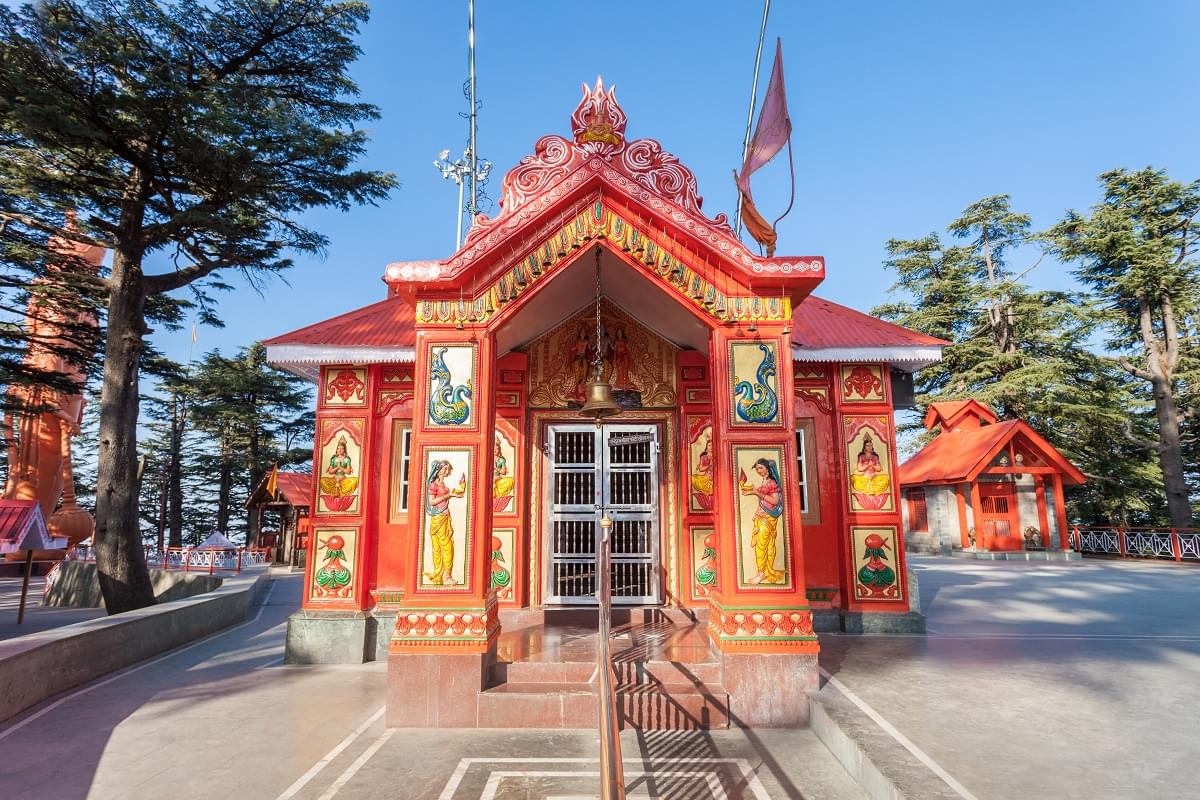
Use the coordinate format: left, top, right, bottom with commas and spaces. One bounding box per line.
899, 419, 1085, 486
265, 292, 945, 379
923, 399, 999, 431
246, 471, 313, 509
789, 296, 947, 371
0, 499, 65, 555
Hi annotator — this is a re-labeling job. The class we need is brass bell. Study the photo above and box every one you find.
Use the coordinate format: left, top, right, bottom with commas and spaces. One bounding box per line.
579, 368, 622, 422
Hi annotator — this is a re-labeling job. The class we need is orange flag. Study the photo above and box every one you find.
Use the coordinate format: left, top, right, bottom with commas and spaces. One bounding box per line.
736, 39, 793, 257
265, 464, 279, 498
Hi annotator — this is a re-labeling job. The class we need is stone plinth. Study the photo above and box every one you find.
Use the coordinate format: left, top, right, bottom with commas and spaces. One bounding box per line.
722, 652, 819, 728
386, 650, 493, 727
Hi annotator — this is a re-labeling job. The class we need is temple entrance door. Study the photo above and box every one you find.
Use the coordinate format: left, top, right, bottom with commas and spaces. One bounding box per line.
979, 482, 1021, 551
545, 423, 660, 605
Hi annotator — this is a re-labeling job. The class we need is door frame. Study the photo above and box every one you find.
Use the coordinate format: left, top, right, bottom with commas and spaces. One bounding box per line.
528, 410, 678, 607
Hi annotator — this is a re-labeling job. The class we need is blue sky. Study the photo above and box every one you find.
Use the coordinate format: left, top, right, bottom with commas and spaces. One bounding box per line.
134, 1, 1200, 365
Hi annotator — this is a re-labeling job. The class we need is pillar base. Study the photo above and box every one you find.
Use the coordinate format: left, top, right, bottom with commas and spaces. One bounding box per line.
284, 610, 369, 664
386, 647, 495, 727
722, 651, 819, 727
707, 602, 820, 654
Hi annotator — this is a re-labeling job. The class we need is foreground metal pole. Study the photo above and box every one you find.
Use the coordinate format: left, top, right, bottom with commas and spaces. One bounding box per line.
597, 509, 626, 800
16, 550, 33, 624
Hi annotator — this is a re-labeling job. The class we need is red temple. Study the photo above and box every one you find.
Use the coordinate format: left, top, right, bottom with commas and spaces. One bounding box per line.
900, 400, 1085, 558
266, 80, 945, 726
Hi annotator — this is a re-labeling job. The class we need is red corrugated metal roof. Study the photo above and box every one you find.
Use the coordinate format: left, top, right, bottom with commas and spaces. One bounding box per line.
923, 400, 998, 430
791, 296, 948, 349
900, 420, 1085, 485
265, 292, 943, 353
0, 499, 63, 554
262, 297, 415, 348
275, 473, 312, 508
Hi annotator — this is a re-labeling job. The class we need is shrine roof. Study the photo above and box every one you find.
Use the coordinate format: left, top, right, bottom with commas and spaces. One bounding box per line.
790, 296, 948, 371
0, 499, 64, 555
265, 292, 947, 378
246, 471, 312, 509
263, 297, 415, 380
899, 419, 1085, 486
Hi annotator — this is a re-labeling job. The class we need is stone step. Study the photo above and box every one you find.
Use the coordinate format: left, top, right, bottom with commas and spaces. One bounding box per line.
477, 681, 730, 730
501, 606, 707, 631
492, 657, 724, 687
619, 683, 730, 730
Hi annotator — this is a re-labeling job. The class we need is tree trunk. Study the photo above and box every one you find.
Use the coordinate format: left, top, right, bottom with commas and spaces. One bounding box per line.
246, 410, 261, 546
167, 394, 184, 547
94, 258, 157, 614
1151, 375, 1193, 527
217, 438, 232, 534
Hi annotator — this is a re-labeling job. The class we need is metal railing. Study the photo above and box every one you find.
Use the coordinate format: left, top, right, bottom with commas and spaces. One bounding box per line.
1072, 526, 1200, 562
65, 543, 271, 574
597, 511, 626, 800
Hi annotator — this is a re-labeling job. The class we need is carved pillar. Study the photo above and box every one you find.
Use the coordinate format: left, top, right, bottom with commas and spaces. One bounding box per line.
388, 329, 500, 727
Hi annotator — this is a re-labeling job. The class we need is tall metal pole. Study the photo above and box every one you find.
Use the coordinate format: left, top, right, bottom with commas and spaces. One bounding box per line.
455, 178, 465, 251
734, 0, 772, 238
467, 0, 478, 221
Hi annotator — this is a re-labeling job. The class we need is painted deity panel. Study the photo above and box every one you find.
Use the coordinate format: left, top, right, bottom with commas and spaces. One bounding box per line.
851, 526, 904, 601
845, 416, 895, 513
492, 420, 518, 516
309, 527, 357, 602
323, 367, 366, 407
417, 447, 474, 591
732, 445, 792, 590
316, 419, 364, 515
728, 340, 781, 427
426, 343, 476, 427
841, 364, 885, 403
490, 527, 516, 603
527, 299, 676, 408
687, 416, 715, 513
689, 525, 718, 601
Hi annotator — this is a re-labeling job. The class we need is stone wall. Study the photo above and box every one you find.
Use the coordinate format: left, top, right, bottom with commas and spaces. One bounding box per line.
43, 561, 223, 608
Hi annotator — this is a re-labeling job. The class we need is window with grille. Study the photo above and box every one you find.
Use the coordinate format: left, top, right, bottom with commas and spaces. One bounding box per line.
390, 422, 413, 517
794, 428, 810, 513
908, 488, 928, 531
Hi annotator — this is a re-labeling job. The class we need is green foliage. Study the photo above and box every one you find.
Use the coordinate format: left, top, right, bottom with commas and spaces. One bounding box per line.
1046, 168, 1198, 526
876, 195, 1164, 524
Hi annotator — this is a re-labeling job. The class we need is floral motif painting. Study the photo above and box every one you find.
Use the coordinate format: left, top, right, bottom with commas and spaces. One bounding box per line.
417, 447, 474, 591
492, 421, 517, 515
323, 367, 366, 406
490, 527, 516, 603
851, 526, 903, 601
527, 300, 676, 408
687, 416, 714, 512
690, 526, 717, 601
732, 445, 792, 590
845, 416, 894, 512
317, 420, 364, 515
309, 527, 357, 601
841, 364, 885, 403
728, 340, 781, 427
426, 344, 476, 427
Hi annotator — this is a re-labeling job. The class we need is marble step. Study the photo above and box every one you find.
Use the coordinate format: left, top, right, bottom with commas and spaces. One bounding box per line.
476, 681, 730, 730
492, 657, 723, 687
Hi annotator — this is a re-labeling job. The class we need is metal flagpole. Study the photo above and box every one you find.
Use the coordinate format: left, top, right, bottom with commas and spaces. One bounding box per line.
735, 0, 772, 238
467, 0, 478, 221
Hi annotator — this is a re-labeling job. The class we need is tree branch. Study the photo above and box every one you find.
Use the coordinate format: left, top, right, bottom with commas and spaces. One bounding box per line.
1122, 418, 1163, 453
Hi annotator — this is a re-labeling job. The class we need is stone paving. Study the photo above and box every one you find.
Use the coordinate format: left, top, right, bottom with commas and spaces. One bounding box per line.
0, 557, 1196, 799
816, 555, 1200, 799
0, 575, 105, 641
0, 572, 861, 800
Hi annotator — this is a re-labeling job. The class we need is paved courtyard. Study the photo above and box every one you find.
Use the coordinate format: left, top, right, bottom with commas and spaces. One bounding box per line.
0, 556, 1196, 799
817, 555, 1200, 799
0, 575, 105, 641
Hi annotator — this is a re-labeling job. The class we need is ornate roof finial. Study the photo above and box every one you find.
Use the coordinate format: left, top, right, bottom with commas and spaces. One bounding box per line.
571, 76, 626, 157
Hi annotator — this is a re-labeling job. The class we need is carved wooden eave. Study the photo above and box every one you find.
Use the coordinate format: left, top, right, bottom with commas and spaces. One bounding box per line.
385, 78, 824, 318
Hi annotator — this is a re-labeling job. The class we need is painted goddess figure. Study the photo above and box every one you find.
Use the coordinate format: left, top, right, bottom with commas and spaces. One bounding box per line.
850, 432, 891, 508
492, 435, 515, 512
424, 459, 467, 586
739, 458, 786, 585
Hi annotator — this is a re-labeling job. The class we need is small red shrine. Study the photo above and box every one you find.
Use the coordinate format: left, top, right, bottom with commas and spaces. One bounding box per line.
245, 471, 312, 567
266, 80, 944, 726
900, 400, 1085, 557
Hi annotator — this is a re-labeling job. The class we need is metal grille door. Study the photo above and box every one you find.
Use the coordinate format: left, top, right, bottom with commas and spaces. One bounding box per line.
545, 424, 660, 605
